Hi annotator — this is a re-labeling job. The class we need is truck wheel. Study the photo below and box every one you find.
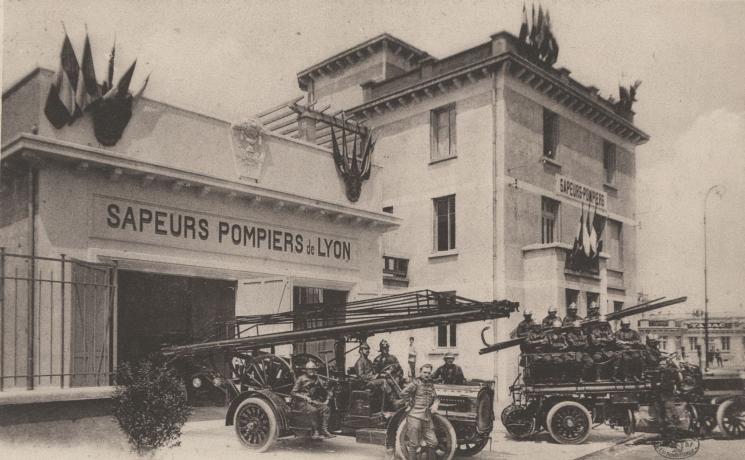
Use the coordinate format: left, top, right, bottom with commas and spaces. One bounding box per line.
396, 413, 457, 460
234, 397, 278, 452
717, 398, 745, 438
501, 404, 536, 440
546, 401, 591, 444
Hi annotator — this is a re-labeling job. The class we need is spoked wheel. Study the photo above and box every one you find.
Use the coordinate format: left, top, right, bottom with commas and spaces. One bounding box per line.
240, 353, 295, 396
501, 404, 536, 440
455, 436, 489, 457
623, 408, 636, 436
687, 405, 715, 437
717, 398, 745, 438
546, 401, 592, 444
234, 397, 278, 452
396, 413, 457, 460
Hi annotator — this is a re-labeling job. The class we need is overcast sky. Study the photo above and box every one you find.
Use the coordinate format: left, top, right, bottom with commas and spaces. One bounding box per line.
3, 0, 744, 315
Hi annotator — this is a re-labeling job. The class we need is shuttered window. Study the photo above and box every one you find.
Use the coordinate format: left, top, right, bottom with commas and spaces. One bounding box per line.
431, 104, 457, 161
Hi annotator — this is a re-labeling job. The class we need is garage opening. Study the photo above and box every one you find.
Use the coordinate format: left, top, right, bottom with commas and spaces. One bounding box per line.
117, 270, 235, 365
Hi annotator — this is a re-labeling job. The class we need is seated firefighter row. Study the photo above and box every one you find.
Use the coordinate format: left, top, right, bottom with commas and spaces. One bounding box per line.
516, 304, 658, 384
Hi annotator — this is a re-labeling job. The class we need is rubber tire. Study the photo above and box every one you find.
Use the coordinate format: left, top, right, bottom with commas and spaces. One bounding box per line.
623, 408, 635, 436
455, 436, 489, 457
501, 404, 536, 440
546, 401, 592, 444
716, 398, 745, 438
395, 413, 457, 460
234, 397, 279, 452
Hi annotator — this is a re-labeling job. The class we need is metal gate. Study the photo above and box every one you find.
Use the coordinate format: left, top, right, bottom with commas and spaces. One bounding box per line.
0, 249, 116, 391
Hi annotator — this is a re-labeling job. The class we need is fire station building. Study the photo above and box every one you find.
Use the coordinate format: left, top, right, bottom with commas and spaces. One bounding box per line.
262, 32, 648, 400
1, 29, 648, 408
0, 68, 398, 406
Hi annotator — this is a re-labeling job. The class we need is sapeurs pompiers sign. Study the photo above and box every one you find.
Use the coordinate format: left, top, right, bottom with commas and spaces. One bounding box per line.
555, 175, 607, 210
91, 196, 356, 268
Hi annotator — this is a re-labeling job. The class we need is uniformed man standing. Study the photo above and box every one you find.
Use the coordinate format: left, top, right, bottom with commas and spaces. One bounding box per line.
565, 320, 594, 383
433, 352, 466, 385
562, 302, 583, 326
400, 363, 439, 460
516, 310, 538, 338
614, 319, 643, 381
291, 361, 334, 439
541, 306, 562, 328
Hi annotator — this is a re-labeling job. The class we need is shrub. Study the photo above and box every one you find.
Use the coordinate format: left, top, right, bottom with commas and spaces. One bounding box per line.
112, 355, 192, 455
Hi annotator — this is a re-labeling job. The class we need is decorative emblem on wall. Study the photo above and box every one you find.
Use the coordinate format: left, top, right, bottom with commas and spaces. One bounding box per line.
230, 118, 267, 181
330, 124, 375, 203
44, 29, 149, 146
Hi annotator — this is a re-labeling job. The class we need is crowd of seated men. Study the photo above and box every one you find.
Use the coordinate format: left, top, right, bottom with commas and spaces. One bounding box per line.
516, 302, 664, 384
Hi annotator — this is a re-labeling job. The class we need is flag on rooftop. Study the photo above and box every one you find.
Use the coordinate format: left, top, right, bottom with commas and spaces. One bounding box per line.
44, 33, 80, 128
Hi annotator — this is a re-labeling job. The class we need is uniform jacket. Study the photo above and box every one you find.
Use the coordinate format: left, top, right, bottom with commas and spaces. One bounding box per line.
516, 319, 538, 338
433, 363, 465, 385
541, 314, 562, 327
546, 331, 569, 351
354, 355, 375, 380
373, 353, 400, 373
401, 378, 438, 421
566, 329, 589, 350
562, 314, 584, 326
291, 374, 326, 403
614, 329, 642, 348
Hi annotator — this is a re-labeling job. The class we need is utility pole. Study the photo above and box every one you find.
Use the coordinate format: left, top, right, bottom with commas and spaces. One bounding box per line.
704, 184, 724, 371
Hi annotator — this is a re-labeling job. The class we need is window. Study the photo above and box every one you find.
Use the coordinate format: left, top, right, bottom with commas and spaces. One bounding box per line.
613, 301, 624, 313
436, 291, 457, 347
565, 289, 579, 314
541, 197, 559, 244
382, 206, 393, 214
660, 336, 668, 351
586, 292, 599, 311
603, 141, 617, 184
433, 195, 456, 251
689, 337, 699, 352
383, 256, 408, 278
431, 104, 456, 161
607, 219, 623, 270
543, 109, 559, 158
721, 337, 730, 351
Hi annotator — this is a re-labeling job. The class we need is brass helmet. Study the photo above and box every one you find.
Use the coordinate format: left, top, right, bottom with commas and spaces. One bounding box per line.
360, 342, 370, 352
589, 301, 599, 311
548, 306, 557, 314
305, 361, 318, 370
379, 339, 390, 353
646, 333, 660, 344
568, 302, 578, 311
523, 310, 533, 317
621, 319, 631, 327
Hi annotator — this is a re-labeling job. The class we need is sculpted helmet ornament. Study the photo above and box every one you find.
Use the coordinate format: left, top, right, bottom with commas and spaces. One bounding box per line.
230, 118, 267, 181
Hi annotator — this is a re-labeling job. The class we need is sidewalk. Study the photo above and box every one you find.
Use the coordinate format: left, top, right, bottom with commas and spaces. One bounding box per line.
0, 406, 632, 460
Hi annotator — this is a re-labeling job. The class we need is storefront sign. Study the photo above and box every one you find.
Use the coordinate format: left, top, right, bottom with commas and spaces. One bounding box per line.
555, 175, 607, 210
91, 196, 357, 267
685, 322, 736, 329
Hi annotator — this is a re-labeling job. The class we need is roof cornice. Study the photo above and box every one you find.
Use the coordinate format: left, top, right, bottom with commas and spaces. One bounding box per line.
1, 133, 401, 229
347, 52, 649, 146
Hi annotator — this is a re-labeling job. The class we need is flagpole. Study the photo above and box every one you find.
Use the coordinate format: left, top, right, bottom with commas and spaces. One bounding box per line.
703, 184, 724, 371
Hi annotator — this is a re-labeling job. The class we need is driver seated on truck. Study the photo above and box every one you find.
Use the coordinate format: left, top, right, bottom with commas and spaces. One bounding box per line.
353, 342, 391, 407
373, 339, 404, 386
291, 361, 335, 439
433, 352, 466, 385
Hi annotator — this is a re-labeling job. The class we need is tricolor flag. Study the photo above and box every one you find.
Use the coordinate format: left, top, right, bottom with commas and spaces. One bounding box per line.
102, 59, 136, 101
582, 204, 592, 258
44, 33, 80, 129
75, 33, 99, 115
518, 4, 529, 45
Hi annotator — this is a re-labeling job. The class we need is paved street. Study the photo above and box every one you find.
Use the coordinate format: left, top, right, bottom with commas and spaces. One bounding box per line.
2, 406, 744, 460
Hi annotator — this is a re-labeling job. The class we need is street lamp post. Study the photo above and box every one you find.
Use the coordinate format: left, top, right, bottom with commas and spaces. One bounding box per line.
704, 184, 724, 371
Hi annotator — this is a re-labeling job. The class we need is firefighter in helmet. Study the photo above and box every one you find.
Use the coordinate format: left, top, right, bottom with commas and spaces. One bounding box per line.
584, 313, 619, 381
545, 319, 570, 382
565, 320, 594, 383
291, 361, 334, 439
614, 318, 644, 381
516, 310, 538, 338
373, 339, 404, 388
541, 305, 562, 328
433, 352, 466, 385
563, 302, 583, 326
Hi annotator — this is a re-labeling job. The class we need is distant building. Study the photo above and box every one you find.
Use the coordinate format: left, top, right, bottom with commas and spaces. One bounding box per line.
638, 315, 745, 368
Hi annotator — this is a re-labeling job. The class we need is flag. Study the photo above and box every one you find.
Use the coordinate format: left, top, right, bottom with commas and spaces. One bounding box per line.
535, 5, 545, 49
592, 205, 606, 254
582, 203, 592, 258
588, 205, 598, 258
529, 4, 538, 45
518, 4, 529, 44
103, 59, 136, 100
133, 73, 150, 105
107, 38, 116, 91
44, 33, 80, 129
75, 33, 99, 115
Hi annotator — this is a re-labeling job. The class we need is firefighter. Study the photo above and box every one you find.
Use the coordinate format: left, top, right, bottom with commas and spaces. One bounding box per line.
584, 314, 619, 381
541, 305, 562, 328
400, 363, 439, 460
433, 352, 466, 385
646, 334, 677, 435
516, 310, 538, 338
614, 319, 644, 381
520, 320, 549, 384
587, 301, 601, 319
545, 319, 570, 382
354, 342, 389, 411
291, 361, 335, 439
565, 320, 594, 383
562, 302, 583, 326
373, 339, 404, 387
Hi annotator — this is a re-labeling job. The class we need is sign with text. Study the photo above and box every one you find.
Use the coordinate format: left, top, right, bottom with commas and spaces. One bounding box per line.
555, 175, 607, 210
90, 196, 358, 268
685, 321, 740, 330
